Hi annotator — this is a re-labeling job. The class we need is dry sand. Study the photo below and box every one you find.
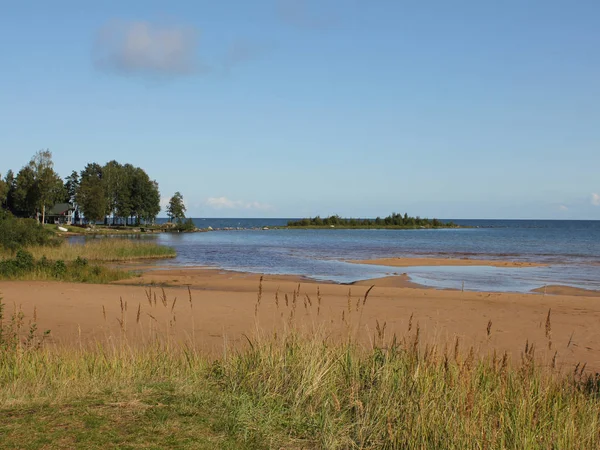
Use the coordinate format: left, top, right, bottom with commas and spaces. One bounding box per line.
1, 267, 600, 373
349, 257, 545, 268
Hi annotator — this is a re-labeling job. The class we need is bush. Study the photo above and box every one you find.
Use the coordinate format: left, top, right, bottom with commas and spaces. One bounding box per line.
0, 213, 59, 250
15, 250, 35, 271
52, 260, 67, 277
0, 252, 130, 283
176, 218, 196, 232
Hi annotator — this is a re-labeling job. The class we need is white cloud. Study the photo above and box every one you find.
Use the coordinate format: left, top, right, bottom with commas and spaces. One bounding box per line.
559, 205, 568, 211
592, 193, 600, 206
93, 20, 202, 77
205, 197, 273, 211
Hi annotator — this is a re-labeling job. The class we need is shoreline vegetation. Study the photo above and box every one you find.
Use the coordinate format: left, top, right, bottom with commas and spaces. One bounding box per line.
0, 211, 176, 283
288, 213, 459, 228
1, 286, 600, 448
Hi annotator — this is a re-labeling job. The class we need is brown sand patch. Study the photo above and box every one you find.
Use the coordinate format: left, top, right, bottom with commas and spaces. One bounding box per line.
531, 285, 600, 297
1, 268, 600, 372
349, 257, 545, 268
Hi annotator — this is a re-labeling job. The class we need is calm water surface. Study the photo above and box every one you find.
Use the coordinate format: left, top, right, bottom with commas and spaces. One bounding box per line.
142, 219, 600, 293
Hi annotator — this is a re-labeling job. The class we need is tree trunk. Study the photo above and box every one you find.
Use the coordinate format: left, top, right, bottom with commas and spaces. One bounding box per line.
42, 205, 45, 224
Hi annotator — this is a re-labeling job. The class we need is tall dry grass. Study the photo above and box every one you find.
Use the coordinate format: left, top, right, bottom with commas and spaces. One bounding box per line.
1, 285, 600, 449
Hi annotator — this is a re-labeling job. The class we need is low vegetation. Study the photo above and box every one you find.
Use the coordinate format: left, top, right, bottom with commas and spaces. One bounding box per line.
288, 212, 458, 228
0, 250, 133, 283
9, 239, 177, 262
1, 286, 599, 448
0, 210, 60, 251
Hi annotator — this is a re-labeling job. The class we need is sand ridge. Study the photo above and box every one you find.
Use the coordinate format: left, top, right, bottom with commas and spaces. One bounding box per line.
348, 257, 546, 268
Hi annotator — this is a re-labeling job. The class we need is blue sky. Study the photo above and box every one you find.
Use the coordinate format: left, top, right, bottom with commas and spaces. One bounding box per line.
1, 0, 599, 219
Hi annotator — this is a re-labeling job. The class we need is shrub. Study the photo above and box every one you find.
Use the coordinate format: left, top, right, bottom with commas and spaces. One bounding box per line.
0, 213, 60, 250
52, 260, 67, 277
176, 218, 196, 232
15, 250, 35, 271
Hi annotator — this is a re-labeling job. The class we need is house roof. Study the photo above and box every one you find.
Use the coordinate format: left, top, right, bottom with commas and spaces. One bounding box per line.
47, 203, 73, 215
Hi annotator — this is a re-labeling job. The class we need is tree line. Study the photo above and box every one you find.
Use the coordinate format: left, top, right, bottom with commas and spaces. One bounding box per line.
288, 213, 457, 228
1, 150, 168, 226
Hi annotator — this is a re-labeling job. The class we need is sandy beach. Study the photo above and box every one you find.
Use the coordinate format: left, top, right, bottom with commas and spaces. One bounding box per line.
2, 266, 600, 373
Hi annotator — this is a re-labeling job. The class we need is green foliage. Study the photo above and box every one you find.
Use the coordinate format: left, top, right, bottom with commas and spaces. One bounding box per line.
5, 153, 161, 227
166, 191, 186, 223
2, 170, 16, 212
0, 172, 7, 206
0, 213, 59, 251
77, 163, 107, 223
29, 150, 66, 223
13, 165, 37, 217
0, 250, 131, 283
176, 218, 196, 232
288, 213, 458, 228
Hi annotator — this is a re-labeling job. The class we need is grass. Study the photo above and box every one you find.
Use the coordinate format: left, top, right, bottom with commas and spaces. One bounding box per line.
0, 239, 176, 262
1, 285, 600, 449
0, 251, 135, 283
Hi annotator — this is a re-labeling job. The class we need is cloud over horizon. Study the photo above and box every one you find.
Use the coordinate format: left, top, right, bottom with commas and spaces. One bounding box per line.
592, 193, 600, 206
93, 20, 202, 77
205, 197, 273, 211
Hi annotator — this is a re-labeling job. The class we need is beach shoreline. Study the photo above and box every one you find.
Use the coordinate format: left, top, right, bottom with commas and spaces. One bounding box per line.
2, 264, 600, 372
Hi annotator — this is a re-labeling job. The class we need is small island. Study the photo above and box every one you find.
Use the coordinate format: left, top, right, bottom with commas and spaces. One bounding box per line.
287, 213, 459, 229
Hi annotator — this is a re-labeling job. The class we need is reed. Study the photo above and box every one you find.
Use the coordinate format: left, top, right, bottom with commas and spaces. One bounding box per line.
0, 239, 176, 262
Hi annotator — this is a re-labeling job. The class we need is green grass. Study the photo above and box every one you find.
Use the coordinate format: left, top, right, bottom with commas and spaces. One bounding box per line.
0, 251, 135, 283
1, 289, 600, 449
0, 239, 176, 262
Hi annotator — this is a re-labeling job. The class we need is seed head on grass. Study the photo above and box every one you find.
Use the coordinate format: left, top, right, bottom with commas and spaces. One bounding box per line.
257, 276, 263, 306
545, 308, 552, 337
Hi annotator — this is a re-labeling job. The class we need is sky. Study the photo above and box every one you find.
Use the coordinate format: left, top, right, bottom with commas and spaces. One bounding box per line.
1, 0, 599, 219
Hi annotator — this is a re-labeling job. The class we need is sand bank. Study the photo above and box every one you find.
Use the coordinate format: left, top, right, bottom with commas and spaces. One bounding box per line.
1, 267, 599, 372
348, 257, 545, 268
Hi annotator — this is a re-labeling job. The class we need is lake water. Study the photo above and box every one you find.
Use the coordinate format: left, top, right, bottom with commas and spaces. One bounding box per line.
143, 219, 600, 293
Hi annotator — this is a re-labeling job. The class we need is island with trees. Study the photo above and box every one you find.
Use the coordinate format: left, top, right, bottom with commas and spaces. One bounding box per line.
287, 213, 459, 229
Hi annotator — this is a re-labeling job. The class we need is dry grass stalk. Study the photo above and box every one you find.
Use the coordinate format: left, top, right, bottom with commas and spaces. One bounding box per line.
545, 308, 552, 338
257, 276, 263, 306
346, 288, 352, 314
363, 285, 374, 306
145, 288, 152, 308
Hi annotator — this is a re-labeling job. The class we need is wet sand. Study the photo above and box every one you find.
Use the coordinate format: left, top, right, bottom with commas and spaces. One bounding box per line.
1, 267, 600, 373
349, 257, 546, 268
